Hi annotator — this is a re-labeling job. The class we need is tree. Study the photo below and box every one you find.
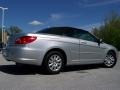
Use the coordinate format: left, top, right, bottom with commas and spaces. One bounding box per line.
92, 13, 120, 50
0, 28, 2, 42
0, 26, 23, 42
7, 26, 22, 35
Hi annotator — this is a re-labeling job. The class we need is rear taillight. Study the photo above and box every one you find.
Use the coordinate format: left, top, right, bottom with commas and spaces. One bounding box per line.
15, 36, 37, 44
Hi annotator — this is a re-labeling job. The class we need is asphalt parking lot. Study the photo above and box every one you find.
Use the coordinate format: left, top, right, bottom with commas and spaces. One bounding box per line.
0, 53, 120, 90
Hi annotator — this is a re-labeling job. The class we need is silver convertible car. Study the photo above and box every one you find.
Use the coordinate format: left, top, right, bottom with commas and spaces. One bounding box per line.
3, 27, 118, 74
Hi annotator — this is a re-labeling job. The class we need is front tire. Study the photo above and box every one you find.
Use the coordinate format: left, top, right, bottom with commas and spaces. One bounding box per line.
42, 51, 64, 74
103, 51, 117, 68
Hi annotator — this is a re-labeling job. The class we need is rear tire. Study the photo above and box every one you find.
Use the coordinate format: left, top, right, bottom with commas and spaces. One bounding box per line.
42, 51, 64, 74
103, 51, 117, 68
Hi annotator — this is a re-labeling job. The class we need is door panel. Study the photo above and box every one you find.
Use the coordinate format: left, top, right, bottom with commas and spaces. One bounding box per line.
59, 37, 80, 64
80, 39, 105, 63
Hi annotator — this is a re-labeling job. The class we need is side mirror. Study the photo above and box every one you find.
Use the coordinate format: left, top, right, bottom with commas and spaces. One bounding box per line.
98, 39, 103, 44
99, 39, 103, 43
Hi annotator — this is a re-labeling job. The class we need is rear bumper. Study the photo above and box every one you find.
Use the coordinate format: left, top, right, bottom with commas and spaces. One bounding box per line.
3, 46, 44, 66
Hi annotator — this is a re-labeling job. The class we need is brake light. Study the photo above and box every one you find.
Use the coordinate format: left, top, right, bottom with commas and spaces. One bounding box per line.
15, 36, 37, 44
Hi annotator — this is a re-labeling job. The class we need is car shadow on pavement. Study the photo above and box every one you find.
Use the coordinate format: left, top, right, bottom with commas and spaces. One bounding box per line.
0, 64, 44, 75
0, 64, 102, 75
63, 64, 102, 72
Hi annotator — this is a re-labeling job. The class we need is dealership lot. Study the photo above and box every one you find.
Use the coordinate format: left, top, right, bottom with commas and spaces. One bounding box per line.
0, 53, 120, 90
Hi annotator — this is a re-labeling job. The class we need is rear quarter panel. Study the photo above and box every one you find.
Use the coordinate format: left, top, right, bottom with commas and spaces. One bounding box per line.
27, 34, 80, 65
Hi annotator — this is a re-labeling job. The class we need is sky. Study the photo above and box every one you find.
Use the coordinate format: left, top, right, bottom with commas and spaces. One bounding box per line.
0, 0, 120, 33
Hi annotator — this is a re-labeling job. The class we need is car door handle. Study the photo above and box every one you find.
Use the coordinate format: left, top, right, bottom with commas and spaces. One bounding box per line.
80, 41, 87, 44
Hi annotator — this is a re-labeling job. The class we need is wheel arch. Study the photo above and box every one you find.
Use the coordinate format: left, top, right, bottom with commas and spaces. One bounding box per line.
42, 48, 67, 66
107, 50, 117, 59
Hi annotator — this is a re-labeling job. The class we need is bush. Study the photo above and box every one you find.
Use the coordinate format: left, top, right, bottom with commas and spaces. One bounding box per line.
92, 13, 120, 50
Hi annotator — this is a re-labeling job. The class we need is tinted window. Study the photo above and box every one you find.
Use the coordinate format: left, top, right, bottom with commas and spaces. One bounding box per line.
79, 30, 98, 42
37, 27, 76, 37
37, 27, 98, 42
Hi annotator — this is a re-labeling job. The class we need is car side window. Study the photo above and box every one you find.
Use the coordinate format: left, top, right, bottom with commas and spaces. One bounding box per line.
37, 27, 98, 42
80, 31, 98, 42
61, 29, 74, 37
37, 27, 75, 37
74, 30, 98, 42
